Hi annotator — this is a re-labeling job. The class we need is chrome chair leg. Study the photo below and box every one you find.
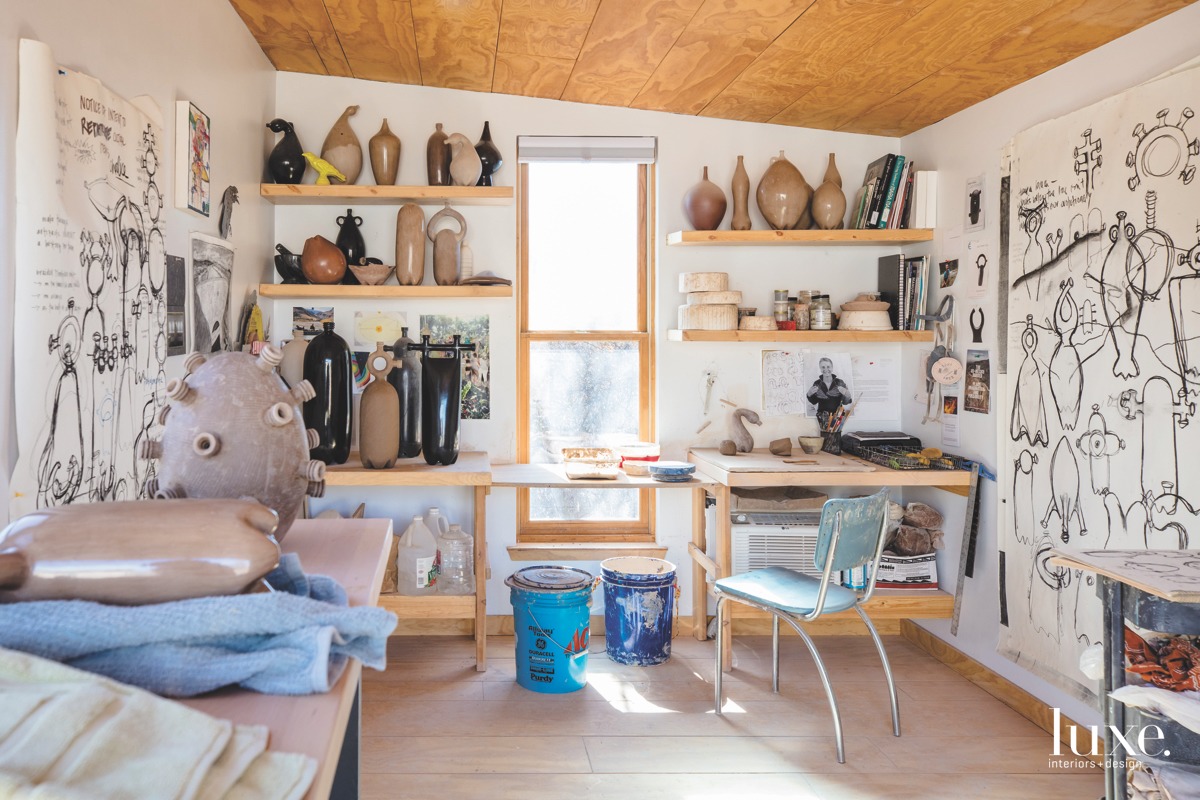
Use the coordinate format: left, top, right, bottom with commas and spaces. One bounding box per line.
782, 615, 845, 764
714, 595, 725, 716
771, 615, 780, 694
856, 605, 900, 737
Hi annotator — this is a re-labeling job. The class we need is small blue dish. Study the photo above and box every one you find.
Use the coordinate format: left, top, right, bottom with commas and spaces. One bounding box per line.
647, 461, 696, 482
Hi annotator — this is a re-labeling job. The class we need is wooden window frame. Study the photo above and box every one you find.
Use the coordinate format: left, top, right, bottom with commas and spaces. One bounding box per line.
516, 162, 656, 543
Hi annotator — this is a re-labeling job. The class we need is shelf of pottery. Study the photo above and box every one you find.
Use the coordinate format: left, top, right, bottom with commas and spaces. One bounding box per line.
263, 111, 514, 299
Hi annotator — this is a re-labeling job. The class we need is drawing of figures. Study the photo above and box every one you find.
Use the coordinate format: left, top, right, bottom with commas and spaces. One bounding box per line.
1076, 404, 1124, 495
1101, 491, 1148, 548
1028, 533, 1068, 643
1013, 449, 1039, 545
1049, 279, 1084, 430
1019, 200, 1048, 300
1169, 241, 1200, 398
1121, 375, 1189, 515
1011, 315, 1050, 446
36, 302, 85, 506
1097, 211, 1147, 379
189, 234, 233, 353
1041, 436, 1087, 543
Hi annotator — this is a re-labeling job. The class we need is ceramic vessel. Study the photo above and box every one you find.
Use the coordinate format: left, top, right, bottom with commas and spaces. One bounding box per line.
756, 150, 811, 231
446, 133, 483, 187
359, 343, 400, 469
426, 123, 451, 186
395, 203, 426, 285
474, 121, 503, 186
266, 118, 305, 184
274, 244, 306, 284
683, 166, 727, 231
320, 105, 362, 185
811, 153, 847, 230
280, 328, 308, 388
731, 155, 751, 231
0, 499, 281, 604
301, 235, 347, 284
388, 327, 422, 459
369, 119, 401, 185
416, 336, 474, 466
138, 348, 323, 538
303, 321, 352, 465
427, 204, 467, 285
335, 209, 365, 284
349, 261, 394, 286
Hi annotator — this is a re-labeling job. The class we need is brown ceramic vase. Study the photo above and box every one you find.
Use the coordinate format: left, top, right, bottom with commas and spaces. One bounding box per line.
320, 105, 363, 185
369, 119, 401, 185
359, 343, 401, 469
683, 166, 727, 231
395, 203, 426, 285
301, 235, 348, 284
756, 150, 811, 230
811, 153, 847, 230
731, 156, 751, 231
426, 123, 451, 186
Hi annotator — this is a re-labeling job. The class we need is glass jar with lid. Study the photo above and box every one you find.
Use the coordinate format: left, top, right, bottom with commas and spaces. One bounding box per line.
810, 295, 833, 330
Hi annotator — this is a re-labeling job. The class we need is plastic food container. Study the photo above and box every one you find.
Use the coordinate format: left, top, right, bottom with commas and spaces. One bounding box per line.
617, 442, 660, 469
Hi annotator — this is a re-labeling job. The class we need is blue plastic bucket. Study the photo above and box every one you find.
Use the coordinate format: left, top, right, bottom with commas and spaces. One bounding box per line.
506, 566, 594, 693
601, 557, 676, 666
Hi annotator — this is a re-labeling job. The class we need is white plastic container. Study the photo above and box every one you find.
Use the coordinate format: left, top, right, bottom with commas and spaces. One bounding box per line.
396, 515, 438, 596
438, 523, 476, 595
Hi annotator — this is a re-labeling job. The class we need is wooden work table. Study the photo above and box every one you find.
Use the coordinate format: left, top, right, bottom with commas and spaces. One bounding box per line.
182, 518, 392, 800
687, 448, 964, 666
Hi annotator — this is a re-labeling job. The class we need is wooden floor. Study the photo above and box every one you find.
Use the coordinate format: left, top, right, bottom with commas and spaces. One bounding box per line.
361, 634, 1103, 799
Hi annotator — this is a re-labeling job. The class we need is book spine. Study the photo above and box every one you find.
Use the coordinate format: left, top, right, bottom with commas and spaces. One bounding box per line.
876, 155, 906, 229
865, 154, 895, 228
894, 161, 915, 229
924, 171, 938, 228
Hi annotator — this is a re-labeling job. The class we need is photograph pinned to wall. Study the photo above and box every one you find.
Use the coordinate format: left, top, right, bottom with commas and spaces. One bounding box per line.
187, 232, 233, 353
761, 350, 805, 416
175, 100, 210, 217
964, 173, 985, 234
939, 259, 959, 288
419, 314, 490, 419
351, 351, 373, 393
801, 352, 854, 418
966, 238, 992, 299
165, 254, 186, 356
964, 349, 991, 414
293, 306, 333, 336
942, 395, 960, 447
354, 310, 406, 349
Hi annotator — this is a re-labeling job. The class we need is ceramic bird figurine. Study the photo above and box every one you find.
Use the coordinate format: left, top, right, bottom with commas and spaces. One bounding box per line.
265, 118, 305, 183
218, 185, 239, 240
303, 152, 346, 186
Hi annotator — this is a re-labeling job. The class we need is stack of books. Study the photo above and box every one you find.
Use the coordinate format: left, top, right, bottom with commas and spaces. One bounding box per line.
877, 254, 931, 331
850, 154, 936, 230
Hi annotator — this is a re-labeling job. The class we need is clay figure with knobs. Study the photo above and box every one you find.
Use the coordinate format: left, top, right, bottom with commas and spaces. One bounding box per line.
138, 347, 325, 539
428, 203, 467, 285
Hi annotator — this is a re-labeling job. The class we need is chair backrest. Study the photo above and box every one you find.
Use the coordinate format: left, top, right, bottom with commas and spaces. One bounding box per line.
812, 490, 891, 574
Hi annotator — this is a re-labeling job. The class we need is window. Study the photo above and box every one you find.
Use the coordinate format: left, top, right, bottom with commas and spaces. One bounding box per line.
517, 137, 656, 542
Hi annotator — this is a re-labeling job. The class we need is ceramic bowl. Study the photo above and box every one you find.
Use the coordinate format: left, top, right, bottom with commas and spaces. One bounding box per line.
274, 246, 306, 284
647, 461, 696, 482
349, 262, 395, 286
797, 436, 825, 455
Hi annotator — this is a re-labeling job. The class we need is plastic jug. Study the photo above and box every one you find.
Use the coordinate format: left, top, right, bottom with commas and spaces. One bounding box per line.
438, 523, 475, 595
426, 507, 450, 537
396, 515, 438, 595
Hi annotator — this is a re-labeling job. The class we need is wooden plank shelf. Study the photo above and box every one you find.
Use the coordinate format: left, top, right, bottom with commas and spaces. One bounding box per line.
491, 462, 715, 488
323, 451, 491, 486
258, 283, 512, 299
261, 184, 513, 205
378, 594, 476, 618
666, 229, 934, 246
667, 329, 933, 343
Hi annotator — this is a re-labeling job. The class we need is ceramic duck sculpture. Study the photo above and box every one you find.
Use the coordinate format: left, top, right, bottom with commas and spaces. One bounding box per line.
320, 105, 363, 184
302, 152, 346, 186
265, 118, 306, 183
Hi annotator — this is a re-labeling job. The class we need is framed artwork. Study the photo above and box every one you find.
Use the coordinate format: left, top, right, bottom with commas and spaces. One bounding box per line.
176, 100, 210, 217
188, 232, 233, 353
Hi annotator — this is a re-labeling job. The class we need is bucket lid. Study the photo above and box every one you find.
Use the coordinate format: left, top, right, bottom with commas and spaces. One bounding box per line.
506, 565, 593, 591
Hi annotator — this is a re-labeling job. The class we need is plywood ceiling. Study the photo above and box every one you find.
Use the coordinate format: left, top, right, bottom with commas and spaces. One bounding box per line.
228, 0, 1194, 136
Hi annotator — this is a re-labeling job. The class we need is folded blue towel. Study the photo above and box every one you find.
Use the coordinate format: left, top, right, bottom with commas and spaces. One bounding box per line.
0, 555, 397, 697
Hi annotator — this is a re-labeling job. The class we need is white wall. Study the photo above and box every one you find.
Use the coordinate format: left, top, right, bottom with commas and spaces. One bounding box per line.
0, 0, 276, 522
273, 73, 904, 614
900, 2, 1200, 726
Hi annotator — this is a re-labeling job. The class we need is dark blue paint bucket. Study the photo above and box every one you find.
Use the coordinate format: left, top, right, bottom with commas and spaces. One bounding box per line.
601, 557, 676, 666
506, 566, 595, 693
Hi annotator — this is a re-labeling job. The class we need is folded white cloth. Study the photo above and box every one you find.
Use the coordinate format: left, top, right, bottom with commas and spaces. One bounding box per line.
1110, 684, 1200, 736
0, 648, 315, 800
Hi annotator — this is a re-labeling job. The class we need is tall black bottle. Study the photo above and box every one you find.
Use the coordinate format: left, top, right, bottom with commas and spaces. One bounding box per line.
303, 321, 352, 465
387, 327, 422, 459
335, 209, 364, 285
416, 334, 474, 466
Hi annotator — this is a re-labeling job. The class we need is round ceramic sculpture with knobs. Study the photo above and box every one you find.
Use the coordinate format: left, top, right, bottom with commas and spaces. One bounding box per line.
138, 347, 325, 539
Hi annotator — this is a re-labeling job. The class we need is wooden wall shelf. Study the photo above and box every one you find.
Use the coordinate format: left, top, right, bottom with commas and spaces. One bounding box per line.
323, 452, 491, 487
258, 284, 512, 299
666, 229, 934, 246
667, 329, 933, 343
378, 594, 476, 618
261, 184, 513, 205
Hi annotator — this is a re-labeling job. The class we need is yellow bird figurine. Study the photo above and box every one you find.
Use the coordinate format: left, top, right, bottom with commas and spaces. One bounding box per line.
302, 152, 346, 185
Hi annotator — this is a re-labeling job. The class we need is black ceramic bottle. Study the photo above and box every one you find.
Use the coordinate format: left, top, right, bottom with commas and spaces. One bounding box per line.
303, 321, 352, 465
474, 121, 503, 187
335, 209, 364, 285
415, 335, 474, 466
387, 327, 422, 459
266, 119, 305, 184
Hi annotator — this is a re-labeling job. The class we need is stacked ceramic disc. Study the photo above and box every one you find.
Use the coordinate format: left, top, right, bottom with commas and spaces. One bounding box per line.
678, 273, 740, 330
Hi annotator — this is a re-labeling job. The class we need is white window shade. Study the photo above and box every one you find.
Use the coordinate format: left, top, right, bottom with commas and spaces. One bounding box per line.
517, 135, 657, 163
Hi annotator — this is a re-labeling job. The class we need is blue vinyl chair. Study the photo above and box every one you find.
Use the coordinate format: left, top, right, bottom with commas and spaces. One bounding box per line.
712, 489, 899, 763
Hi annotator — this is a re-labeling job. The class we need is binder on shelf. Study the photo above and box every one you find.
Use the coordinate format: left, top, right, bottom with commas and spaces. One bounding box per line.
876, 155, 907, 229
877, 254, 905, 330
912, 171, 937, 228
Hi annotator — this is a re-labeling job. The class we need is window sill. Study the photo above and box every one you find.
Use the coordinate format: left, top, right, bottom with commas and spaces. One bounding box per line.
507, 542, 668, 562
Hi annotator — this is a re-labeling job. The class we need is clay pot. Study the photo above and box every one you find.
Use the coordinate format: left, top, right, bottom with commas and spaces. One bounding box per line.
320, 105, 362, 185
395, 203, 426, 285
427, 205, 467, 285
426, 123, 451, 186
811, 153, 847, 230
369, 119, 401, 185
474, 121, 503, 186
300, 235, 347, 284
349, 261, 395, 286
731, 156, 751, 231
446, 133, 482, 187
359, 343, 401, 469
280, 329, 308, 388
274, 244, 306, 284
756, 150, 811, 231
683, 167, 727, 231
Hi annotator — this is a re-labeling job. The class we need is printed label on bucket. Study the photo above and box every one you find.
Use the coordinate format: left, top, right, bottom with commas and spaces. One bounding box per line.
522, 624, 589, 685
